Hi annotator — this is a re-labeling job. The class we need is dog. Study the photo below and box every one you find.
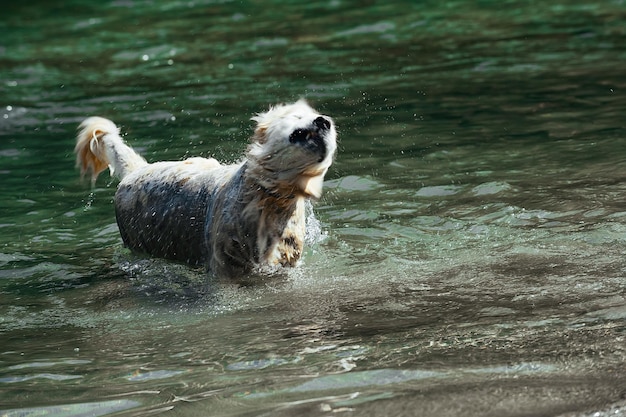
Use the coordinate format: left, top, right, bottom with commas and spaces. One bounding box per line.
75, 99, 337, 278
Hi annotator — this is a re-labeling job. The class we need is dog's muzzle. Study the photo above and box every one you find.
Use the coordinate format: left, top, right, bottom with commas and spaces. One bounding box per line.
289, 116, 331, 162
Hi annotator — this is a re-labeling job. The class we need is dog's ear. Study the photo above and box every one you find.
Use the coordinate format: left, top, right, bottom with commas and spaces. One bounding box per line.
253, 125, 268, 144
251, 107, 273, 144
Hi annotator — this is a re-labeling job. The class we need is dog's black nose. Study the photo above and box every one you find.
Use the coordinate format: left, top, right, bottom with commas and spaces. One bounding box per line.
313, 116, 331, 131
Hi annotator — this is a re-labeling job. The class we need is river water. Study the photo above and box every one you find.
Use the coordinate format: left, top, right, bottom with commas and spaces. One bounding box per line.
1, 1, 626, 416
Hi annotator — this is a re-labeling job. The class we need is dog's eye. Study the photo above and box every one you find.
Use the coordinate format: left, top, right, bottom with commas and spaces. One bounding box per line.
289, 129, 309, 143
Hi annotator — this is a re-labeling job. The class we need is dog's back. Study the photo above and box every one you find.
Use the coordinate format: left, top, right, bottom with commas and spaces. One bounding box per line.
75, 118, 234, 266
114, 158, 237, 266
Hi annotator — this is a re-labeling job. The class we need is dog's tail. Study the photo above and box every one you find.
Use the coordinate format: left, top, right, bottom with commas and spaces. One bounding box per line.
75, 117, 147, 184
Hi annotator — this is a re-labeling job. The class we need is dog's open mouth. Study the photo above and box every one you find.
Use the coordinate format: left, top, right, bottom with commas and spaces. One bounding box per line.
289, 129, 327, 162
288, 116, 332, 162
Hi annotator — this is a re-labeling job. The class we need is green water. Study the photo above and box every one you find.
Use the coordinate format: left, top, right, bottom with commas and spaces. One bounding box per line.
2, 1, 626, 415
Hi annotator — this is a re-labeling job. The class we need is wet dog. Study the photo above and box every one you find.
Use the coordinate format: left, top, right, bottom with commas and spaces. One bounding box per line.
75, 100, 337, 278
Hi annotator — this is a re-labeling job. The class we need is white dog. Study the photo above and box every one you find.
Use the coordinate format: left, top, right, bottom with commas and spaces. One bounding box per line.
75, 100, 337, 278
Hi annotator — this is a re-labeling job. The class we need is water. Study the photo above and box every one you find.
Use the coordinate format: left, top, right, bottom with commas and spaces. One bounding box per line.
1, 0, 626, 415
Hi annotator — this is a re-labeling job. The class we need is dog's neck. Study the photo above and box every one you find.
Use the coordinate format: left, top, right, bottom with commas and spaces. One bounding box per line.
241, 163, 307, 268
245, 150, 326, 199
257, 183, 295, 201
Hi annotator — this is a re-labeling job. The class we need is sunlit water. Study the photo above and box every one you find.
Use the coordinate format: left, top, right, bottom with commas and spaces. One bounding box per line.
2, 1, 626, 416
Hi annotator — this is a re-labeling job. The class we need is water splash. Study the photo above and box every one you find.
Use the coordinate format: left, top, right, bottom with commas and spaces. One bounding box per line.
305, 200, 327, 246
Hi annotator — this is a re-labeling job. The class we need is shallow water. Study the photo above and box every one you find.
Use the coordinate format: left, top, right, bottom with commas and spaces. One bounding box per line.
1, 1, 626, 416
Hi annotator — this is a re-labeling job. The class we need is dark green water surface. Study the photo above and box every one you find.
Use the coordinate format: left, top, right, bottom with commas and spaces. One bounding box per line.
1, 1, 626, 416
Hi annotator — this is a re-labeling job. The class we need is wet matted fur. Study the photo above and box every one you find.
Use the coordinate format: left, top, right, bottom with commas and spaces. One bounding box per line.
75, 100, 337, 278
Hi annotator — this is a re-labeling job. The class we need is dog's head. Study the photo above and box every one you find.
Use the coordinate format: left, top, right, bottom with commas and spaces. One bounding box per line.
248, 99, 337, 199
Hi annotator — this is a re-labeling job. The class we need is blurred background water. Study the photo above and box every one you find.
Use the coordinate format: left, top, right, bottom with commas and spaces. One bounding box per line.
1, 0, 626, 416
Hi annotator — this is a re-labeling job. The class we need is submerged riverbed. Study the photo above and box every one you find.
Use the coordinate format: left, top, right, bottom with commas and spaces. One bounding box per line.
1, 1, 626, 416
